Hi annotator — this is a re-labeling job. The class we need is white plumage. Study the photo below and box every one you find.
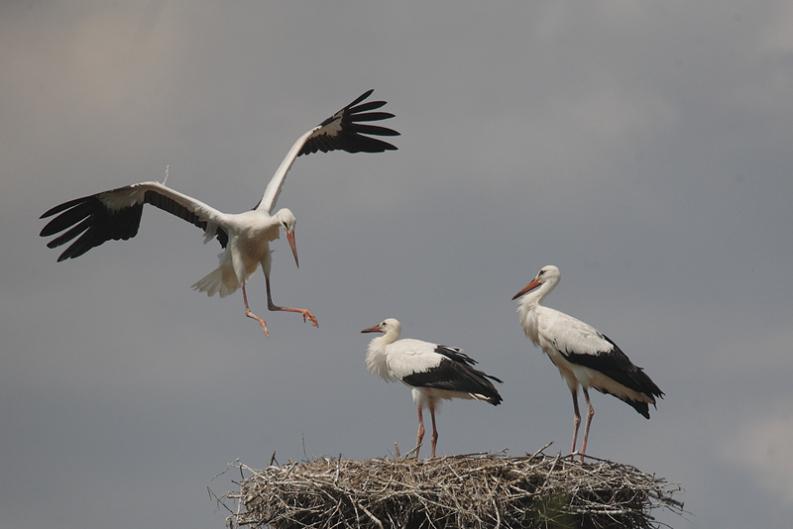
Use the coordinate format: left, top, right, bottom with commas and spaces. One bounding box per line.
362, 318, 502, 458
513, 265, 663, 461
40, 90, 399, 335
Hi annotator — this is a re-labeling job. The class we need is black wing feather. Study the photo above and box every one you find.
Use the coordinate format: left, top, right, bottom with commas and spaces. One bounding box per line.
39, 201, 94, 237
46, 216, 93, 248
344, 100, 388, 114
351, 124, 401, 136
435, 345, 503, 383
350, 112, 395, 122
402, 358, 503, 405
40, 196, 93, 218
40, 186, 228, 261
344, 88, 375, 108
40, 196, 145, 261
563, 335, 664, 405
435, 345, 478, 366
299, 90, 399, 156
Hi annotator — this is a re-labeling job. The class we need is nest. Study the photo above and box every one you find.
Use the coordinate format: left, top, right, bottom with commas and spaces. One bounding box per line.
224, 449, 683, 529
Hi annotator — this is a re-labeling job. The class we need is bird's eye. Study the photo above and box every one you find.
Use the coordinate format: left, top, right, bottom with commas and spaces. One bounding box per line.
539, 270, 545, 276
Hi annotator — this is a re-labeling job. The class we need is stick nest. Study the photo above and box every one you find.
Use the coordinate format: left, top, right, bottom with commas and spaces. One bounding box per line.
225, 451, 683, 529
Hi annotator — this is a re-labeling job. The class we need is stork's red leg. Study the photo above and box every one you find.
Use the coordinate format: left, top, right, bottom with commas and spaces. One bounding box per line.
242, 282, 269, 336
265, 273, 318, 327
428, 400, 439, 459
415, 403, 425, 459
570, 389, 581, 455
580, 388, 595, 462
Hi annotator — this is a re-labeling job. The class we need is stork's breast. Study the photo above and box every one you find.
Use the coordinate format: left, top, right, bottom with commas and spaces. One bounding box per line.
235, 233, 271, 269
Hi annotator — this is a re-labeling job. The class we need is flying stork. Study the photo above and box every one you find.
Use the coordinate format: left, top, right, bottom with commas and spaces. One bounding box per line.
512, 265, 663, 461
39, 90, 398, 335
361, 318, 502, 459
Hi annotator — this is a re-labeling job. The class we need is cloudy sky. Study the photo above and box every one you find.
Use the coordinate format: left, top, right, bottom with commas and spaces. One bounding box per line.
2, 2, 793, 528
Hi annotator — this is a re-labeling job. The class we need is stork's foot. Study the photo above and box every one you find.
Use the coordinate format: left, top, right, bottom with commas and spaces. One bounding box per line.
245, 308, 270, 336
300, 308, 319, 328
267, 304, 319, 328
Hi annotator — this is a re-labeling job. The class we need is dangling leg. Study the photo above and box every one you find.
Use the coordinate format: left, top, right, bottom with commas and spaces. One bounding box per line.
263, 258, 318, 327
580, 387, 595, 462
242, 282, 269, 336
570, 388, 581, 455
415, 403, 425, 459
428, 400, 439, 458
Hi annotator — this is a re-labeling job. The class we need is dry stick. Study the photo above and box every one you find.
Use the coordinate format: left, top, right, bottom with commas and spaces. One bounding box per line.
334, 453, 342, 484
357, 501, 385, 529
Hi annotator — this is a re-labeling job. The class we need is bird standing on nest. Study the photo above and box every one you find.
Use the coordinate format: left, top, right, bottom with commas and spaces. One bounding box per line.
362, 318, 502, 458
40, 90, 399, 335
513, 265, 663, 461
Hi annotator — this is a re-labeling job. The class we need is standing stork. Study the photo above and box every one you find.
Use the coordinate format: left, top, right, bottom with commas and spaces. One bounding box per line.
361, 318, 502, 458
512, 265, 663, 461
39, 90, 398, 335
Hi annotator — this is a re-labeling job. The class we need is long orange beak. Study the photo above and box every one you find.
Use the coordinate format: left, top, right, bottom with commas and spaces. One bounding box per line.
512, 277, 542, 300
361, 324, 382, 333
286, 230, 299, 268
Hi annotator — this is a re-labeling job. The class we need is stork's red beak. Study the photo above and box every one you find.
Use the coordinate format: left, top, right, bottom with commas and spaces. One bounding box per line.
286, 230, 299, 268
361, 324, 382, 333
512, 277, 542, 300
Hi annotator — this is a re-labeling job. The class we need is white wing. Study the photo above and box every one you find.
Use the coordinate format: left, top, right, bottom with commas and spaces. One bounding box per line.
385, 338, 443, 380
256, 89, 399, 214
40, 181, 229, 261
537, 307, 613, 357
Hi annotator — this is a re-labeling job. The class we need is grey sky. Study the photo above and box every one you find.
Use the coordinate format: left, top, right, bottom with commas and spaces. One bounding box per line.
2, 2, 792, 528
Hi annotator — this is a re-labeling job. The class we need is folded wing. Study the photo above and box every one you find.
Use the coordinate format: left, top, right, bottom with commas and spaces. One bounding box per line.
542, 313, 663, 415
389, 341, 503, 405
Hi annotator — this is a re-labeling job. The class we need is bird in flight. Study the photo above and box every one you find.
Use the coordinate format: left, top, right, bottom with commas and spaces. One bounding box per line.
40, 90, 399, 335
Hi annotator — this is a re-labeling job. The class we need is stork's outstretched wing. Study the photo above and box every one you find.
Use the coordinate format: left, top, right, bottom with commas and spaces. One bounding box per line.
257, 89, 399, 213
40, 181, 229, 261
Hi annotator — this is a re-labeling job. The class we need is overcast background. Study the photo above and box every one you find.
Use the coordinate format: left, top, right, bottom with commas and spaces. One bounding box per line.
2, 2, 793, 528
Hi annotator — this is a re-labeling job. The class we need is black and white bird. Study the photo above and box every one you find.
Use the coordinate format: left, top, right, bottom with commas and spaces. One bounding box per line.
513, 265, 663, 461
361, 318, 502, 459
40, 90, 398, 335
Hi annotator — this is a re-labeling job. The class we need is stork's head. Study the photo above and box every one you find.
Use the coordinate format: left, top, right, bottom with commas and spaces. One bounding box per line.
274, 208, 299, 268
361, 318, 401, 337
512, 265, 560, 300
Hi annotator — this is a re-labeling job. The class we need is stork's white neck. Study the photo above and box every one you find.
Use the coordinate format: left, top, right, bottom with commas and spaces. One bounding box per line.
516, 277, 558, 345
365, 328, 400, 381
517, 276, 558, 309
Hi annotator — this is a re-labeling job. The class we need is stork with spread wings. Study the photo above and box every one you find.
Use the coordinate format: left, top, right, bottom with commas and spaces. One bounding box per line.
40, 90, 399, 335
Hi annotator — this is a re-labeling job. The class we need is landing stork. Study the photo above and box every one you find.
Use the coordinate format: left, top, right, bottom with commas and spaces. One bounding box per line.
512, 265, 663, 461
40, 90, 398, 335
362, 318, 502, 458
